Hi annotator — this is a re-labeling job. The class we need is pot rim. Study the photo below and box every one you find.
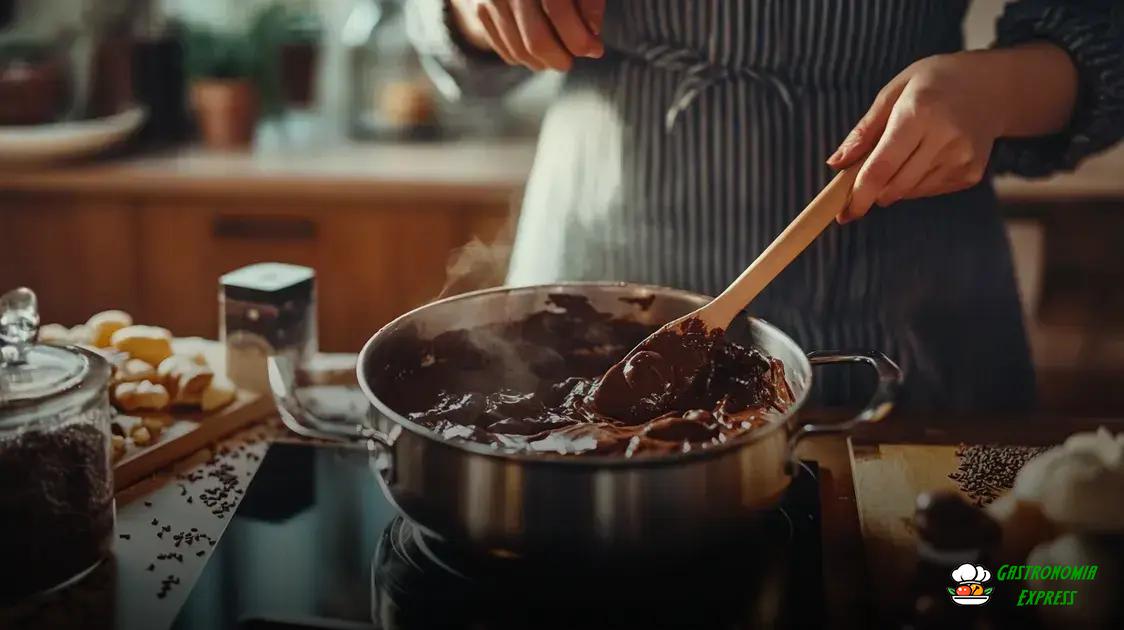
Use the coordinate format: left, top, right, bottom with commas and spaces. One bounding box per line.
356, 281, 814, 469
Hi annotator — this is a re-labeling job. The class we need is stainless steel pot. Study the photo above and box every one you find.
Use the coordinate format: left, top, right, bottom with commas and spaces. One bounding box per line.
269, 282, 900, 558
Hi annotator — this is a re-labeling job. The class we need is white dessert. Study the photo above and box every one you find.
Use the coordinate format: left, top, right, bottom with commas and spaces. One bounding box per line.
1012, 427, 1124, 533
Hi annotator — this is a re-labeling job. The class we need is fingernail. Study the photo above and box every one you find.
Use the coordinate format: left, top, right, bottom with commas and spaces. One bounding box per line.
832, 131, 859, 159
826, 150, 841, 166
589, 43, 604, 58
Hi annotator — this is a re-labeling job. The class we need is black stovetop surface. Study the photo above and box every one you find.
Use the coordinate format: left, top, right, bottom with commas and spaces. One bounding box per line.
173, 443, 824, 630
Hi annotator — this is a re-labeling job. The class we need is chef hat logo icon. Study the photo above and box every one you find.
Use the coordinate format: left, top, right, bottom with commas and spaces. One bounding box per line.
948, 564, 992, 605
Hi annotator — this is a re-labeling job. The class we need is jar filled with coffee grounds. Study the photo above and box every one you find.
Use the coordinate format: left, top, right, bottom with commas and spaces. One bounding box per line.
0, 288, 115, 602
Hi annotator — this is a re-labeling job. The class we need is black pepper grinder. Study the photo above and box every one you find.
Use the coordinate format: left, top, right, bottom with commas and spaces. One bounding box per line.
130, 0, 190, 147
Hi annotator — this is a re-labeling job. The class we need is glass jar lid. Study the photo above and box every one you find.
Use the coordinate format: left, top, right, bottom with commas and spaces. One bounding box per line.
0, 288, 92, 408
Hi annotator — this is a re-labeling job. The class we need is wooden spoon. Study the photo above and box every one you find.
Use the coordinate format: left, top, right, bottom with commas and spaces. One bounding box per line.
588, 162, 864, 421
682, 160, 862, 330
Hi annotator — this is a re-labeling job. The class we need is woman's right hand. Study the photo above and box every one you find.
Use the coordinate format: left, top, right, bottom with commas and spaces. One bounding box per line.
449, 0, 605, 71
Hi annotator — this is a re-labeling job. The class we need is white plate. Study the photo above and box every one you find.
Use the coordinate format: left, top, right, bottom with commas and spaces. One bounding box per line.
952, 595, 990, 606
0, 106, 146, 164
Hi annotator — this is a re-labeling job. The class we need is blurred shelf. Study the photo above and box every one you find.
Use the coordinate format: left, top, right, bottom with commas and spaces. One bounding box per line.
994, 144, 1124, 203
3, 135, 1124, 205
0, 139, 537, 204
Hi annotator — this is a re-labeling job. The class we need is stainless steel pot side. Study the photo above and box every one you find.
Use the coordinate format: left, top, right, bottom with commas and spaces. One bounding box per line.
269, 282, 901, 558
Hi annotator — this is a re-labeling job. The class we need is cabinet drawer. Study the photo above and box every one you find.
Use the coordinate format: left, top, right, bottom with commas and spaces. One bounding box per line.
136, 206, 321, 339
134, 202, 512, 351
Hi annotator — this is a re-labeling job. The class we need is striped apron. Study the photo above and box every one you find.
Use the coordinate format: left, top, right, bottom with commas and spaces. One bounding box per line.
506, 0, 1035, 411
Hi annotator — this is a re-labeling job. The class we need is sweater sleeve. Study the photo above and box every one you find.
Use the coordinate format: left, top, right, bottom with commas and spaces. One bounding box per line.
404, 0, 531, 100
990, 0, 1124, 177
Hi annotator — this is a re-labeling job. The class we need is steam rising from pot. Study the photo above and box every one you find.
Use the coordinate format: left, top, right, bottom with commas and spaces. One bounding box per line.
437, 228, 514, 300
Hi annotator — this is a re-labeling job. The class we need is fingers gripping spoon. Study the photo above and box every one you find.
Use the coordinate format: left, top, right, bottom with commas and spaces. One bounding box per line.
587, 163, 864, 422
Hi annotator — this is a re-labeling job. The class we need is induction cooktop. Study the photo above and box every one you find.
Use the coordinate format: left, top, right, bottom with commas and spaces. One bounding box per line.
173, 443, 824, 629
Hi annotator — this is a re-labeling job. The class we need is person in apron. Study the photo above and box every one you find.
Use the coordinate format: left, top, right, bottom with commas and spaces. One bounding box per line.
407, 0, 1124, 411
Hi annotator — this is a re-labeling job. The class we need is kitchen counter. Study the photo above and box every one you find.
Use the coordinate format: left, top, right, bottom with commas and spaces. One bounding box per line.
2, 140, 1124, 203
0, 420, 281, 630
0, 423, 864, 630
0, 140, 537, 204
2, 401, 1119, 629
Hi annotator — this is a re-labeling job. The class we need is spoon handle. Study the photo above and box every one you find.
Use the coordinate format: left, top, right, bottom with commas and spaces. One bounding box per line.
702, 161, 864, 328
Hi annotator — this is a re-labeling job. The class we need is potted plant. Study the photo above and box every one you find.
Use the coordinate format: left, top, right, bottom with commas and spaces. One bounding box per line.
183, 6, 286, 149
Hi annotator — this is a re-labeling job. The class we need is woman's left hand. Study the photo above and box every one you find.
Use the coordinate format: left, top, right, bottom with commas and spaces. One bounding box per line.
828, 45, 1077, 223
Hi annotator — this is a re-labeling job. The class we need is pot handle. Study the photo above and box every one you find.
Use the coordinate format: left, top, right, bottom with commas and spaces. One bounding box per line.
788, 350, 901, 449
267, 356, 396, 468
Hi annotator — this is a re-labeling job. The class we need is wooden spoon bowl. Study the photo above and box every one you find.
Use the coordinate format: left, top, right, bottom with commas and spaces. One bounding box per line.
588, 162, 864, 419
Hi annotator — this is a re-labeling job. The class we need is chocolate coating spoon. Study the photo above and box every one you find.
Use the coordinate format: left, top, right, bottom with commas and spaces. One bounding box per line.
588, 162, 864, 422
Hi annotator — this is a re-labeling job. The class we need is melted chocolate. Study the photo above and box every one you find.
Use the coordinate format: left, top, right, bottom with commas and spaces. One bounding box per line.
372, 295, 793, 457
587, 317, 723, 424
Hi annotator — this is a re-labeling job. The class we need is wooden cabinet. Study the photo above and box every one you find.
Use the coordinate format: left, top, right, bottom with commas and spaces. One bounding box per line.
133, 205, 323, 341
0, 193, 513, 351
1, 196, 140, 324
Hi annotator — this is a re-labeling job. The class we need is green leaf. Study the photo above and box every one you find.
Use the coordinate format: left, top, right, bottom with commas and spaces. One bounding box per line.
181, 0, 299, 118
984, 588, 993, 595
947, 587, 956, 595
249, 3, 290, 118
183, 26, 255, 79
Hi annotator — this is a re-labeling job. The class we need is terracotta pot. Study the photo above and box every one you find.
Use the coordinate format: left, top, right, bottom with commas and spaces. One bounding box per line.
190, 79, 258, 149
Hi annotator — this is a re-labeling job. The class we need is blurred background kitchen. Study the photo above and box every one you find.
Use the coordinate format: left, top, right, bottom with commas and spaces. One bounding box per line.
1, 0, 1122, 415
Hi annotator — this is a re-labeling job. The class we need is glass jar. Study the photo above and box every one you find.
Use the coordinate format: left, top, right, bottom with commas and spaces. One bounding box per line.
0, 288, 115, 602
278, 0, 323, 109
220, 263, 317, 394
343, 0, 439, 140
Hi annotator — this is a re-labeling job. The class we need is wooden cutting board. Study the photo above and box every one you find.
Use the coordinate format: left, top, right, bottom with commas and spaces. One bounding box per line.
849, 443, 962, 608
112, 338, 275, 490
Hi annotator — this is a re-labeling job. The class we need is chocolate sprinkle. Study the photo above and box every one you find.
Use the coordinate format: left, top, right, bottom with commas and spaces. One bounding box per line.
949, 444, 1051, 507
0, 421, 116, 600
